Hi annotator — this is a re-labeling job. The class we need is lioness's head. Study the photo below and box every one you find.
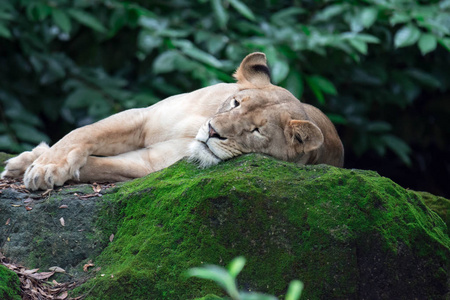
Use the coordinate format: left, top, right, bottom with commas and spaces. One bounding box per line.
189, 52, 344, 168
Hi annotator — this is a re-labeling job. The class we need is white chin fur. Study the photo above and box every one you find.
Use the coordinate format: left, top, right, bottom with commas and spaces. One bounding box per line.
188, 140, 222, 168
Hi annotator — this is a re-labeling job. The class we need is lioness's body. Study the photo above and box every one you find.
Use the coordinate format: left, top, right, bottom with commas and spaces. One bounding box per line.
2, 53, 344, 190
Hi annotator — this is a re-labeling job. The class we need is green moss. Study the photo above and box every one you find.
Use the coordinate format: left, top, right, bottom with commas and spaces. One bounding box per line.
416, 191, 450, 228
73, 154, 449, 299
0, 265, 21, 300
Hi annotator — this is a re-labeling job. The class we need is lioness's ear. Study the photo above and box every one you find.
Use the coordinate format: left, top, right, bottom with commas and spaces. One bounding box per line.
289, 120, 324, 153
233, 52, 271, 88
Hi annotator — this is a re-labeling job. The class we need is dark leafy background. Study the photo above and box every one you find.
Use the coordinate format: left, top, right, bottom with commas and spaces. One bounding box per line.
1, 0, 449, 197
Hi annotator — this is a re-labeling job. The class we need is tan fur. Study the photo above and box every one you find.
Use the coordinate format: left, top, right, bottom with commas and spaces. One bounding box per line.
2, 53, 344, 190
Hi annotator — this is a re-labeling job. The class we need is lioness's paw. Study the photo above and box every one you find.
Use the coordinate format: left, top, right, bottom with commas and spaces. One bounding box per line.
24, 163, 71, 190
23, 148, 87, 190
1, 142, 49, 179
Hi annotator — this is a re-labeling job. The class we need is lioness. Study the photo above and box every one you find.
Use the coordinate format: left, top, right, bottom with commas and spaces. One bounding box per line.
2, 52, 344, 190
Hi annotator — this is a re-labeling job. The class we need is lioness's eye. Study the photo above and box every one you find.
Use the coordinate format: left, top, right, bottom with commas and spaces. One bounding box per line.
232, 98, 240, 107
252, 128, 260, 134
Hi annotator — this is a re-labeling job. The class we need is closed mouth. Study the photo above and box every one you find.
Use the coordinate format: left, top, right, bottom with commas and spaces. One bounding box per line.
199, 141, 221, 160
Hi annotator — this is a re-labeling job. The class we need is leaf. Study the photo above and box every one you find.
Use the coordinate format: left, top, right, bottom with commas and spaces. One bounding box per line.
271, 7, 306, 26
348, 39, 368, 54
59, 217, 65, 227
56, 291, 68, 299
174, 40, 223, 68
360, 7, 378, 28
153, 50, 184, 74
227, 256, 245, 278
307, 75, 338, 95
354, 33, 380, 44
394, 24, 421, 48
366, 121, 392, 132
312, 4, 346, 23
65, 88, 104, 109
440, 0, 450, 9
92, 183, 102, 193
52, 9, 71, 33
405, 69, 441, 88
390, 12, 410, 26
270, 57, 289, 84
109, 234, 114, 242
23, 268, 40, 275
286, 71, 304, 99
188, 265, 238, 298
27, 3, 51, 21
285, 280, 304, 300
240, 292, 277, 300
381, 134, 411, 166
29, 271, 55, 280
0, 23, 11, 39
59, 205, 68, 209
83, 262, 94, 272
10, 123, 50, 144
49, 266, 65, 273
228, 0, 256, 21
438, 37, 450, 51
305, 76, 324, 104
418, 33, 437, 55
327, 114, 347, 124
211, 0, 228, 29
68, 9, 106, 33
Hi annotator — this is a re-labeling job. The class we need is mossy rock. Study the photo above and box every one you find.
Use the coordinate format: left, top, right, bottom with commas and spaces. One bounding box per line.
0, 183, 119, 282
70, 154, 449, 299
416, 191, 450, 228
0, 265, 21, 300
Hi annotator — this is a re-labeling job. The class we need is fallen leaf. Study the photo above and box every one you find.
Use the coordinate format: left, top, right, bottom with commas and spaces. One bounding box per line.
59, 217, 65, 227
5, 218, 10, 225
24, 278, 31, 289
7, 237, 10, 242
59, 205, 68, 209
11, 204, 21, 207
109, 234, 114, 242
29, 271, 55, 280
42, 189, 52, 197
83, 261, 94, 272
56, 291, 68, 299
92, 183, 102, 193
25, 206, 32, 211
49, 266, 65, 273
4, 263, 16, 270
23, 268, 39, 275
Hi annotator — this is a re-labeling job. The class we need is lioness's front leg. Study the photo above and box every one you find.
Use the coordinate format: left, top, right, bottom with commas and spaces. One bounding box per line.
78, 139, 193, 183
21, 108, 148, 190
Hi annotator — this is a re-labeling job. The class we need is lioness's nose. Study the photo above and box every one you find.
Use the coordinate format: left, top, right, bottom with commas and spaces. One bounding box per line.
209, 123, 224, 140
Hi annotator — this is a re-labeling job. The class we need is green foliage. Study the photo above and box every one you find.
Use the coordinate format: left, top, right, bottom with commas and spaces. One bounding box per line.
0, 0, 449, 171
188, 256, 304, 300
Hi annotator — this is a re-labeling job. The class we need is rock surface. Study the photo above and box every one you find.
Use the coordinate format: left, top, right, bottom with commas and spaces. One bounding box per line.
0, 153, 449, 299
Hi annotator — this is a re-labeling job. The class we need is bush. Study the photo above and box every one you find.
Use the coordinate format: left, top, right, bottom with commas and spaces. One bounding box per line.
1, 0, 449, 195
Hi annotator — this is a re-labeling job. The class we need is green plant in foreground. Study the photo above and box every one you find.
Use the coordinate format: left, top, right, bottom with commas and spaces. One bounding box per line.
188, 257, 303, 300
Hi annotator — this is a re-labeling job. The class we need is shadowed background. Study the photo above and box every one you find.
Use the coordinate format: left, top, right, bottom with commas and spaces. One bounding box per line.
0, 0, 449, 197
